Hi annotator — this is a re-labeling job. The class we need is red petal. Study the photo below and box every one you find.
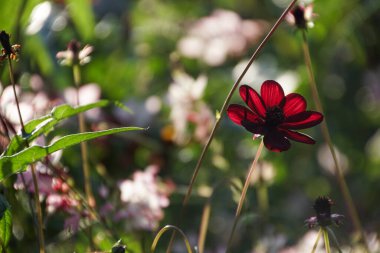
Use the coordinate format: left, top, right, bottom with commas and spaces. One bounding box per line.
227, 104, 264, 134
227, 104, 260, 125
283, 93, 307, 117
263, 130, 291, 152
260, 80, 285, 108
281, 111, 323, 130
281, 129, 316, 144
239, 85, 266, 118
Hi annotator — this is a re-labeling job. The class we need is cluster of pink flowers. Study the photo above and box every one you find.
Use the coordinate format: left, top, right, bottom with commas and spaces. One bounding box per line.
177, 9, 268, 66
100, 165, 174, 231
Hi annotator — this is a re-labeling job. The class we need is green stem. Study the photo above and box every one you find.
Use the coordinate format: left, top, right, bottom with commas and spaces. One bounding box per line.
8, 57, 45, 253
301, 31, 367, 249
311, 228, 322, 253
72, 64, 95, 250
225, 139, 264, 253
165, 1, 299, 251
257, 173, 269, 220
322, 228, 331, 253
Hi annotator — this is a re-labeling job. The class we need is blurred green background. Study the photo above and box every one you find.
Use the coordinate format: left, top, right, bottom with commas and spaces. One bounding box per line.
1, 0, 380, 252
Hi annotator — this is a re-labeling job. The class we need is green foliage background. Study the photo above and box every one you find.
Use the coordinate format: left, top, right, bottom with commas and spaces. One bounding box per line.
1, 0, 380, 252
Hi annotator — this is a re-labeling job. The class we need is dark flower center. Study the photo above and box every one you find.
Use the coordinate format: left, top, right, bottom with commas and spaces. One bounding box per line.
313, 196, 333, 227
265, 106, 285, 127
67, 40, 81, 62
292, 6, 307, 29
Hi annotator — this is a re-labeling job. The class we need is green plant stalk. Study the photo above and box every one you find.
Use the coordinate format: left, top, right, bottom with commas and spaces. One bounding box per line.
257, 174, 269, 220
165, 1, 299, 251
151, 225, 192, 253
311, 228, 322, 253
301, 31, 367, 248
322, 228, 331, 253
72, 64, 95, 249
225, 139, 264, 253
198, 200, 211, 253
8, 57, 45, 253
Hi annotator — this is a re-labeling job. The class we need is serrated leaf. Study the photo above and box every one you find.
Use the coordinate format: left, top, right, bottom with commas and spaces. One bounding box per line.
3, 100, 110, 156
0, 195, 11, 250
0, 127, 144, 181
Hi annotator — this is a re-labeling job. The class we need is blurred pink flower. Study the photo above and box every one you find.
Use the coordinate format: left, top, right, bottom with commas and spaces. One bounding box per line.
177, 9, 268, 66
0, 83, 51, 132
114, 165, 173, 231
56, 40, 93, 66
46, 193, 78, 214
63, 83, 102, 120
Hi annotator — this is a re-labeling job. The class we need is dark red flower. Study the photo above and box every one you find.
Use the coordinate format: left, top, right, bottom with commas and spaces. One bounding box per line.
227, 80, 323, 152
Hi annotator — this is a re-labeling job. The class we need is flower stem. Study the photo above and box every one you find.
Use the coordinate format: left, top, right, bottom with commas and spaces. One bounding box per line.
165, 2, 298, 251
225, 139, 264, 253
72, 64, 95, 250
322, 228, 331, 253
311, 228, 322, 253
301, 30, 367, 249
8, 57, 45, 253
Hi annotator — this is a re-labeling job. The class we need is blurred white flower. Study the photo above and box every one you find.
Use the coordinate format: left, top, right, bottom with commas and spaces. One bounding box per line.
250, 161, 276, 185
26, 2, 53, 35
317, 144, 349, 175
232, 59, 299, 94
167, 70, 211, 144
115, 165, 173, 231
178, 9, 268, 66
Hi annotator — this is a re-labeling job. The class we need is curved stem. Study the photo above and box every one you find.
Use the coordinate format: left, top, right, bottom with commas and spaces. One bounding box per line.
165, 1, 299, 251
72, 64, 95, 249
8, 57, 45, 253
225, 139, 264, 253
301, 31, 367, 249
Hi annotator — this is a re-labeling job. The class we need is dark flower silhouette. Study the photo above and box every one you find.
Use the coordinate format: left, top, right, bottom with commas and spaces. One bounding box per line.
0, 31, 21, 61
227, 80, 323, 152
305, 196, 344, 228
286, 4, 315, 30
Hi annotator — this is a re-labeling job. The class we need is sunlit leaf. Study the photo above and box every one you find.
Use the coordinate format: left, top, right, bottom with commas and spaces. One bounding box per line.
0, 127, 144, 180
0, 195, 11, 251
66, 0, 95, 40
3, 100, 110, 156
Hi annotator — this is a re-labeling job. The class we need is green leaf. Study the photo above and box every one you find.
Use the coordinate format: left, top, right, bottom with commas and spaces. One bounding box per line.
0, 195, 11, 250
66, 0, 95, 40
3, 100, 110, 156
0, 127, 144, 181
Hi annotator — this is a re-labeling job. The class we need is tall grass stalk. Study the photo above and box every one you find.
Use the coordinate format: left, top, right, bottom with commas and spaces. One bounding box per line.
301, 30, 367, 249
8, 57, 45, 253
72, 63, 95, 249
225, 139, 264, 253
311, 228, 322, 253
165, 1, 299, 251
322, 228, 331, 253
